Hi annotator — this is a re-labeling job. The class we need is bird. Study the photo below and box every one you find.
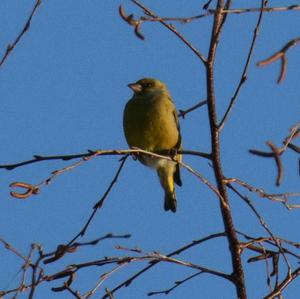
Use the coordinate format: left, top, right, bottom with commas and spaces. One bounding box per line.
123, 78, 182, 212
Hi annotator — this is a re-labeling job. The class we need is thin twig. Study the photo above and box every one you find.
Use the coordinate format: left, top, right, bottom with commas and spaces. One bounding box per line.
104, 232, 225, 298
43, 233, 131, 265
129, 0, 207, 64
8, 151, 102, 199
66, 156, 128, 245
46, 251, 230, 292
267, 141, 283, 186
228, 184, 291, 272
218, 0, 266, 130
83, 263, 129, 298
0, 238, 28, 262
0, 148, 211, 171
263, 267, 300, 299
250, 123, 300, 157
226, 177, 300, 209
178, 100, 207, 119
129, 5, 300, 24
179, 160, 227, 208
28, 247, 44, 299
5, 151, 216, 212
148, 271, 203, 296
237, 231, 300, 260
257, 37, 300, 83
0, 0, 42, 68
249, 122, 300, 184
42, 158, 129, 265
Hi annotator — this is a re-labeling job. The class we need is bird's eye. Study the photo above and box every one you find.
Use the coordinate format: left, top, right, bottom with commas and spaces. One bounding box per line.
143, 83, 152, 88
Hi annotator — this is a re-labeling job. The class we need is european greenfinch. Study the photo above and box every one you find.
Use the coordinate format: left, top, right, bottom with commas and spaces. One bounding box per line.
123, 78, 182, 212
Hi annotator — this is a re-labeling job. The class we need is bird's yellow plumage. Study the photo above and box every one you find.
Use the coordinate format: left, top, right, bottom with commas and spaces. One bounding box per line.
123, 78, 182, 212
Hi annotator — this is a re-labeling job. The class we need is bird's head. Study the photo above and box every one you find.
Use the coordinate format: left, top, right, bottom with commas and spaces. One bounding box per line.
128, 78, 168, 95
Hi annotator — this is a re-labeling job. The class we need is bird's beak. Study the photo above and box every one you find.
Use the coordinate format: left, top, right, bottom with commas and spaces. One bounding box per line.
128, 83, 142, 93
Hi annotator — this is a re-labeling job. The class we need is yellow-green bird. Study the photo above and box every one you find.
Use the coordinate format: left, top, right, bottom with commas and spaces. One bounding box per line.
123, 78, 182, 212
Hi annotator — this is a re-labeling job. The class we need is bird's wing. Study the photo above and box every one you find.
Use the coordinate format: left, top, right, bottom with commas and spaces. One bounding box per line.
171, 99, 182, 187
172, 109, 181, 150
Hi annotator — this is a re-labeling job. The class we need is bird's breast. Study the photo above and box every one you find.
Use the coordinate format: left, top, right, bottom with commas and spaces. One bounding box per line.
124, 97, 178, 151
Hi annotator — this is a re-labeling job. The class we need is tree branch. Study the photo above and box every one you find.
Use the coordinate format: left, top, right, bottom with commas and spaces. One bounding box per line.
104, 232, 225, 298
218, 0, 266, 130
205, 1, 247, 297
257, 37, 300, 83
0, 0, 41, 68
120, 5, 300, 25
0, 148, 211, 171
127, 0, 207, 64
263, 267, 300, 299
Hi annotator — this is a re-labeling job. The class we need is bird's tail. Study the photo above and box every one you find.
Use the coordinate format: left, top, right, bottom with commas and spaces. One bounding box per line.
174, 163, 182, 186
157, 165, 177, 213
164, 191, 177, 213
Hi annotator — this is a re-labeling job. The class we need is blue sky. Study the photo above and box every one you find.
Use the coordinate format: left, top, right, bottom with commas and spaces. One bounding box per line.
0, 1, 299, 298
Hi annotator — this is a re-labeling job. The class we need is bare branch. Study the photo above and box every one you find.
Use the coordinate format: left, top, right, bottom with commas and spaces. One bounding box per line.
63, 157, 129, 251
205, 0, 247, 297
120, 5, 300, 25
43, 247, 231, 298
257, 37, 300, 83
0, 0, 41, 68
0, 238, 28, 262
222, 5, 300, 14
104, 232, 225, 298
178, 99, 207, 119
8, 152, 102, 199
226, 177, 300, 209
252, 123, 299, 148
249, 122, 300, 185
0, 148, 211, 171
267, 141, 284, 186
126, 0, 207, 64
218, 0, 266, 130
228, 184, 291, 271
148, 271, 203, 296
264, 267, 300, 299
